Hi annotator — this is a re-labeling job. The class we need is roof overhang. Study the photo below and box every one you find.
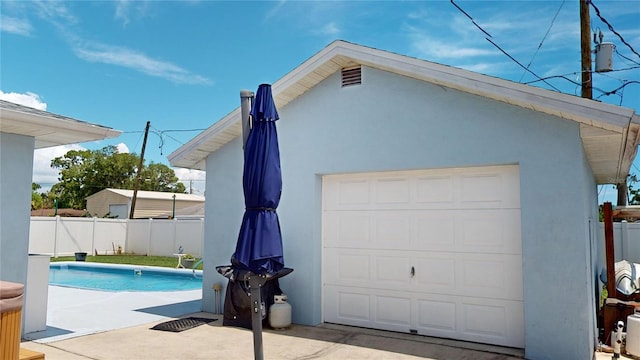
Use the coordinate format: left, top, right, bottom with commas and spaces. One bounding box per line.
168, 40, 640, 185
0, 100, 121, 149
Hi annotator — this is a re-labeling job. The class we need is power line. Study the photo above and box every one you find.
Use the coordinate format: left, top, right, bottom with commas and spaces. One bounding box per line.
615, 49, 640, 67
595, 80, 640, 101
486, 38, 562, 92
519, 0, 566, 82
450, 0, 561, 92
449, 0, 492, 38
590, 0, 640, 61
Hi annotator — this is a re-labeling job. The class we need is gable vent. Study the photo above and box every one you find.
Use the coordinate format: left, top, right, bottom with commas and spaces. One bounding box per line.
341, 66, 362, 87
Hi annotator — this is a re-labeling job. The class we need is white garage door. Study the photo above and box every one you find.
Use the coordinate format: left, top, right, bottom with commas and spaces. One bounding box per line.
322, 165, 524, 348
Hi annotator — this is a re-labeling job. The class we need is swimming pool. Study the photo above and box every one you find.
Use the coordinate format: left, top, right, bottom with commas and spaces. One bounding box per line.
49, 262, 203, 292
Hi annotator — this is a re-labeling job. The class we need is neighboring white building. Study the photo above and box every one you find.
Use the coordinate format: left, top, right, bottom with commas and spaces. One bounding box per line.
169, 41, 640, 360
0, 100, 120, 327
86, 188, 205, 219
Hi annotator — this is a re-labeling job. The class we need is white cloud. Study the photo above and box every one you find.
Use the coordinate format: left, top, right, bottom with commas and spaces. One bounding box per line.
33, 144, 86, 191
0, 15, 33, 36
116, 143, 130, 154
73, 43, 213, 85
173, 168, 206, 196
0, 91, 47, 110
115, 0, 131, 27
317, 22, 340, 36
33, 1, 77, 27
264, 0, 287, 21
409, 33, 495, 60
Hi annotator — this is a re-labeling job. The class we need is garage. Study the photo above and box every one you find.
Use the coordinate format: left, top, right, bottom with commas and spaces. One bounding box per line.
322, 165, 524, 348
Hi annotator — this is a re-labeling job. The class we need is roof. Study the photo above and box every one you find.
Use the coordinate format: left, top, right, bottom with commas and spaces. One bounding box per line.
0, 100, 121, 149
86, 188, 205, 202
168, 40, 640, 184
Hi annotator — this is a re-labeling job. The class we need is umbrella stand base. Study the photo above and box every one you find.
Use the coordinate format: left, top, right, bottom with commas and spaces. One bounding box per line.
249, 274, 268, 360
216, 266, 294, 330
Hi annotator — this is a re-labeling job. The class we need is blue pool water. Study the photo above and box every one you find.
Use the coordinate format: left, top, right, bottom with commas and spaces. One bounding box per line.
49, 263, 202, 292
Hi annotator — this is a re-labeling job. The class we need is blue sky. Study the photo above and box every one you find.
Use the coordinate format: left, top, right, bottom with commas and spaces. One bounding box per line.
1, 0, 639, 201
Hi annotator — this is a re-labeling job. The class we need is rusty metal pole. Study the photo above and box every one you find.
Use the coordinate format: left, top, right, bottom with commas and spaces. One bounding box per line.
130, 121, 150, 219
603, 202, 616, 297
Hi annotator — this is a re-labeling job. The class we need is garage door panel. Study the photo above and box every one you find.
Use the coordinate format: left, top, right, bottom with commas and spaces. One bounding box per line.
414, 294, 524, 347
375, 295, 411, 327
324, 178, 370, 210
324, 212, 372, 247
327, 287, 371, 323
374, 177, 410, 204
457, 254, 523, 300
375, 255, 413, 284
415, 297, 457, 333
457, 167, 520, 209
325, 286, 412, 333
413, 254, 456, 292
375, 214, 411, 248
323, 249, 371, 284
412, 253, 523, 300
457, 210, 521, 254
323, 165, 523, 348
415, 213, 456, 250
459, 299, 525, 347
416, 175, 455, 204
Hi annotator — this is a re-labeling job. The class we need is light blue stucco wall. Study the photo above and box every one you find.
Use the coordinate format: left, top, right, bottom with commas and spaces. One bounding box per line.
203, 66, 598, 360
0, 132, 35, 288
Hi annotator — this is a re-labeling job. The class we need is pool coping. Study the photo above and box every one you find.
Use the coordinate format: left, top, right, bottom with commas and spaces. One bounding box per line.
50, 261, 203, 276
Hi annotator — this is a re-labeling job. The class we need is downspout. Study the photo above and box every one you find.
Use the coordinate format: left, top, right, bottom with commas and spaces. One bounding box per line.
616, 113, 640, 184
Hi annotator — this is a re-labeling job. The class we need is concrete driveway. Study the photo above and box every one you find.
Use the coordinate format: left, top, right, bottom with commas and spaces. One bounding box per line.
23, 313, 525, 360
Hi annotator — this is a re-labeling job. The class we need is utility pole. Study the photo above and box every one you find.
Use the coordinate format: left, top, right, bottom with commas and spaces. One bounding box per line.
581, 0, 626, 205
580, 0, 592, 99
130, 121, 151, 219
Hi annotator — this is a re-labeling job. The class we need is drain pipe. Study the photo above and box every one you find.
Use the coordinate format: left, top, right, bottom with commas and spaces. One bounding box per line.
213, 283, 223, 314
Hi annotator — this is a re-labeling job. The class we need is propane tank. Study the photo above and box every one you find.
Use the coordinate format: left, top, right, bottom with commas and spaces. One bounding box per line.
627, 308, 640, 357
269, 294, 291, 330
613, 320, 624, 359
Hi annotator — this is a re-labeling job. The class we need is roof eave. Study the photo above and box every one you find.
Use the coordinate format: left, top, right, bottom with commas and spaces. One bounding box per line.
1, 106, 121, 148
168, 40, 640, 174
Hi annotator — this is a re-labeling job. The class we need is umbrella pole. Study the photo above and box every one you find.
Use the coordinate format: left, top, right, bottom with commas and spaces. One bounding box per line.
240, 89, 254, 149
248, 273, 267, 360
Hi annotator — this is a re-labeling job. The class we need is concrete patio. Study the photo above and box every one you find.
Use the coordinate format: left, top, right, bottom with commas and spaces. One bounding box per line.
18, 286, 631, 359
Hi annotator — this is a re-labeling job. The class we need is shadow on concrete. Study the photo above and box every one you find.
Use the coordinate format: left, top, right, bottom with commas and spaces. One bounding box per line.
23, 326, 73, 341
134, 299, 201, 317
261, 323, 525, 360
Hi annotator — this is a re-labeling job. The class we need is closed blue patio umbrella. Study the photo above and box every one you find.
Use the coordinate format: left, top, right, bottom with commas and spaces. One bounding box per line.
218, 84, 291, 360
232, 83, 284, 274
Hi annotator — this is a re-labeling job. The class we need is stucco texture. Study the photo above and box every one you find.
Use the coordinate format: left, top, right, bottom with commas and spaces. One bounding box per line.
204, 67, 598, 360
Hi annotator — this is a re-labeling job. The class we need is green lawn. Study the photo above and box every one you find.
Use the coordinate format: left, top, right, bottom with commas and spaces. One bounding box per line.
50, 254, 203, 270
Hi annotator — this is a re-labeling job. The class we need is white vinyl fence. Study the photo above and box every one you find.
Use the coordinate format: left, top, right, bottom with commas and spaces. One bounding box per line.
597, 222, 640, 269
28, 217, 640, 265
29, 216, 204, 258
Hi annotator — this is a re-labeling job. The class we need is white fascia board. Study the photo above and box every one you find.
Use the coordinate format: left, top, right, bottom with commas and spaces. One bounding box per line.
333, 41, 637, 132
1, 107, 121, 145
168, 107, 242, 169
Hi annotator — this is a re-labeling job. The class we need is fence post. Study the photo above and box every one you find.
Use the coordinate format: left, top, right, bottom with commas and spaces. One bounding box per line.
53, 215, 60, 258
621, 220, 629, 261
200, 218, 205, 258
173, 218, 178, 255
147, 218, 153, 256
91, 217, 97, 255
124, 218, 130, 254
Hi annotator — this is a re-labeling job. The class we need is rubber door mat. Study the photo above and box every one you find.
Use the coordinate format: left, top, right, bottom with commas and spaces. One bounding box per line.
150, 317, 217, 332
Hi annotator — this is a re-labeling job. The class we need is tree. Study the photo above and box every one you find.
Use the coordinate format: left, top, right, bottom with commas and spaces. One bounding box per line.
50, 145, 185, 209
31, 183, 44, 210
138, 163, 186, 193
